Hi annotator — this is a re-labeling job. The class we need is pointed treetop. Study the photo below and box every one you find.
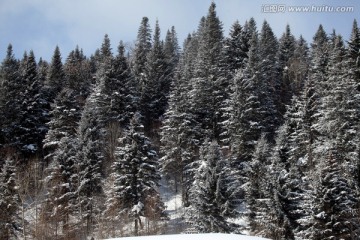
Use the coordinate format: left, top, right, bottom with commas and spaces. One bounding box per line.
117, 41, 126, 58
229, 20, 242, 38
6, 44, 14, 59
312, 24, 328, 47
101, 34, 112, 58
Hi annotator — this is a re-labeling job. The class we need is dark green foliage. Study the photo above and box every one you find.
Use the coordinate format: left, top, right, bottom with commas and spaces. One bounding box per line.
189, 140, 237, 233
0, 157, 21, 239
45, 46, 65, 100
111, 113, 165, 235
311, 150, 360, 240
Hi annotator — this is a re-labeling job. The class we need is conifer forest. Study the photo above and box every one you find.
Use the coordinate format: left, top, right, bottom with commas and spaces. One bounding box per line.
1, 3, 360, 240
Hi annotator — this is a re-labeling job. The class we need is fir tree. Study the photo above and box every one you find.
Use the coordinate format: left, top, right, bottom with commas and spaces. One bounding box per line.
141, 20, 167, 131
189, 140, 236, 233
189, 2, 224, 140
45, 46, 65, 101
41, 136, 78, 238
0, 45, 21, 148
16, 50, 48, 155
132, 17, 152, 94
0, 157, 21, 239
111, 113, 165, 236
277, 24, 297, 115
311, 149, 360, 240
245, 134, 272, 236
258, 20, 281, 137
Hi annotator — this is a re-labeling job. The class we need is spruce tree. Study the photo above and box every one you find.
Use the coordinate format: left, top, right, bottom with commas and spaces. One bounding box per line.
141, 20, 167, 131
111, 113, 165, 236
132, 17, 152, 94
189, 140, 236, 233
245, 134, 272, 236
311, 149, 360, 240
189, 2, 224, 140
277, 24, 296, 115
45, 46, 64, 102
258, 20, 281, 137
160, 32, 203, 205
0, 45, 21, 148
16, 50, 48, 155
0, 157, 21, 239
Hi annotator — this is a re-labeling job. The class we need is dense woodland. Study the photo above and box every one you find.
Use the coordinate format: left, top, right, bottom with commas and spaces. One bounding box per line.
1, 3, 360, 240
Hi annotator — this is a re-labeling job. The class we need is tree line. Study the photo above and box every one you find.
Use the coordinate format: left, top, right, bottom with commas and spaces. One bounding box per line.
1, 3, 360, 240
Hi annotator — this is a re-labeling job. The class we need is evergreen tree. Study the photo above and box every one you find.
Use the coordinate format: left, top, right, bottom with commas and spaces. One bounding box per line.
258, 20, 281, 137
277, 24, 297, 115
222, 20, 248, 74
311, 149, 360, 240
229, 32, 262, 166
163, 26, 180, 94
43, 47, 91, 164
243, 18, 257, 48
189, 2, 224, 140
0, 45, 21, 148
219, 20, 252, 147
287, 35, 310, 96
0, 157, 21, 239
160, 31, 202, 206
132, 17, 152, 94
111, 113, 165, 236
100, 34, 112, 60
41, 136, 78, 239
310, 25, 329, 96
45, 46, 65, 101
189, 140, 237, 233
141, 20, 167, 131
245, 134, 272, 235
16, 50, 48, 155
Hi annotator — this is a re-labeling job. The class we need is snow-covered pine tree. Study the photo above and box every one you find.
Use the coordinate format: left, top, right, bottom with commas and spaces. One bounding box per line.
189, 2, 224, 140
16, 50, 49, 156
245, 134, 272, 236
132, 17, 152, 95
287, 35, 310, 96
222, 20, 248, 75
265, 123, 306, 240
0, 157, 21, 239
40, 136, 78, 239
110, 112, 165, 236
37, 57, 49, 85
163, 26, 180, 103
160, 31, 202, 206
311, 149, 360, 240
44, 46, 65, 102
228, 32, 262, 169
141, 20, 167, 132
241, 18, 257, 55
347, 20, 360, 84
75, 94, 105, 236
43, 46, 91, 164
277, 24, 296, 115
310, 25, 329, 97
219, 20, 251, 148
258, 20, 281, 138
0, 45, 21, 149
189, 140, 237, 233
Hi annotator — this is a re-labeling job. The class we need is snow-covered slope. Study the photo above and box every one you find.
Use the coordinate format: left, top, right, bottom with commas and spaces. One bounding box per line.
105, 233, 270, 240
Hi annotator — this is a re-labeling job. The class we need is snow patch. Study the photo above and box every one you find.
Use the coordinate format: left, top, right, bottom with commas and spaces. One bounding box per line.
104, 233, 270, 240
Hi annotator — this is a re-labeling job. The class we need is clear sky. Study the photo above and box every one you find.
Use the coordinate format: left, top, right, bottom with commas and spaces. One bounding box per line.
0, 0, 359, 62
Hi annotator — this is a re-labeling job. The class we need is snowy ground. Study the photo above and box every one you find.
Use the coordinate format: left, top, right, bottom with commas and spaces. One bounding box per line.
104, 233, 270, 240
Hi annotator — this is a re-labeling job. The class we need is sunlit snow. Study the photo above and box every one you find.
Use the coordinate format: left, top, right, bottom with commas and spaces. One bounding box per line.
105, 233, 270, 240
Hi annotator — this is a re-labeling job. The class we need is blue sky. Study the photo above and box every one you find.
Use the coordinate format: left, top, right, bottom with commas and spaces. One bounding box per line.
0, 0, 359, 61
